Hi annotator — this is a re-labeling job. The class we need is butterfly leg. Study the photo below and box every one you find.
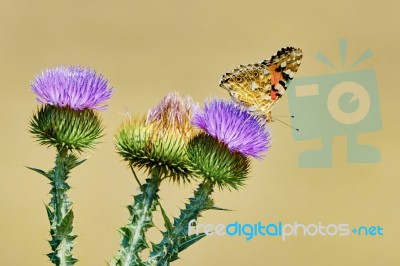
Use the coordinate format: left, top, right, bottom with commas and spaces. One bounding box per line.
266, 111, 273, 122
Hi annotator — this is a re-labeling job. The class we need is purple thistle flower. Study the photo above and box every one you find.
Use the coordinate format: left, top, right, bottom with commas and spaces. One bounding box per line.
193, 99, 270, 158
31, 66, 113, 110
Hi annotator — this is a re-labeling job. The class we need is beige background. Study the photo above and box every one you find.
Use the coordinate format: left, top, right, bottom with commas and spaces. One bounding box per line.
1, 0, 399, 265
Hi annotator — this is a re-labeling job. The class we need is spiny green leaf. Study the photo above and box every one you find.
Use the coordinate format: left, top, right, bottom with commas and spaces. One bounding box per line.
47, 252, 59, 264
159, 202, 173, 235
45, 204, 54, 223
178, 233, 206, 253
65, 255, 78, 265
147, 183, 213, 264
209, 206, 232, 211
117, 227, 132, 249
70, 158, 87, 169
48, 239, 60, 251
57, 210, 74, 237
27, 166, 52, 180
112, 171, 162, 266
64, 153, 86, 170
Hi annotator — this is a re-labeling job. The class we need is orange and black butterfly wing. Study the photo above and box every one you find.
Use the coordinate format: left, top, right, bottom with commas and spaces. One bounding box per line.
219, 47, 303, 121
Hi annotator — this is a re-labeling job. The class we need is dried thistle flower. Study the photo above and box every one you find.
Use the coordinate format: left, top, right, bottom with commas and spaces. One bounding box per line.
115, 92, 198, 182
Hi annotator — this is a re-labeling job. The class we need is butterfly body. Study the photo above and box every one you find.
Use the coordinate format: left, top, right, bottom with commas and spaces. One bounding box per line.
219, 47, 302, 121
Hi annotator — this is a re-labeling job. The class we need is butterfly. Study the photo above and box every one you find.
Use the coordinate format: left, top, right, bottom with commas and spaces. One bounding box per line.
219, 47, 302, 122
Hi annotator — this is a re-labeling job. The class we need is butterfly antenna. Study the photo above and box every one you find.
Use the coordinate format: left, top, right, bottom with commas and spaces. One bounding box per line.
273, 117, 300, 131
274, 115, 295, 118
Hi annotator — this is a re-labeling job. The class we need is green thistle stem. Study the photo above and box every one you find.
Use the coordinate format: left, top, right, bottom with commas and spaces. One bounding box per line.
49, 148, 77, 266
29, 148, 79, 265
146, 181, 214, 266
111, 168, 162, 266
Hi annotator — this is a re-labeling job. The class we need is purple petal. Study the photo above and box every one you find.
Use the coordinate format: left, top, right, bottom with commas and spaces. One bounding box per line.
31, 66, 113, 110
193, 99, 270, 158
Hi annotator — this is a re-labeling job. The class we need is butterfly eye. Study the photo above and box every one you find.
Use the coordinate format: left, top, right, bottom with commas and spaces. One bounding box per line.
235, 76, 243, 83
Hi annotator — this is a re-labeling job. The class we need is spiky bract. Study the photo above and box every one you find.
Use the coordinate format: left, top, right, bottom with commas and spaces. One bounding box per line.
187, 133, 250, 190
30, 105, 103, 151
115, 118, 194, 182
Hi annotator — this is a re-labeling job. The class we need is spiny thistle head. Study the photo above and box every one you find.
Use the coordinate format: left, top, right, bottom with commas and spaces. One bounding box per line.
193, 99, 270, 158
115, 92, 198, 182
187, 133, 250, 190
30, 105, 103, 151
29, 66, 112, 151
31, 66, 113, 110
146, 92, 199, 141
